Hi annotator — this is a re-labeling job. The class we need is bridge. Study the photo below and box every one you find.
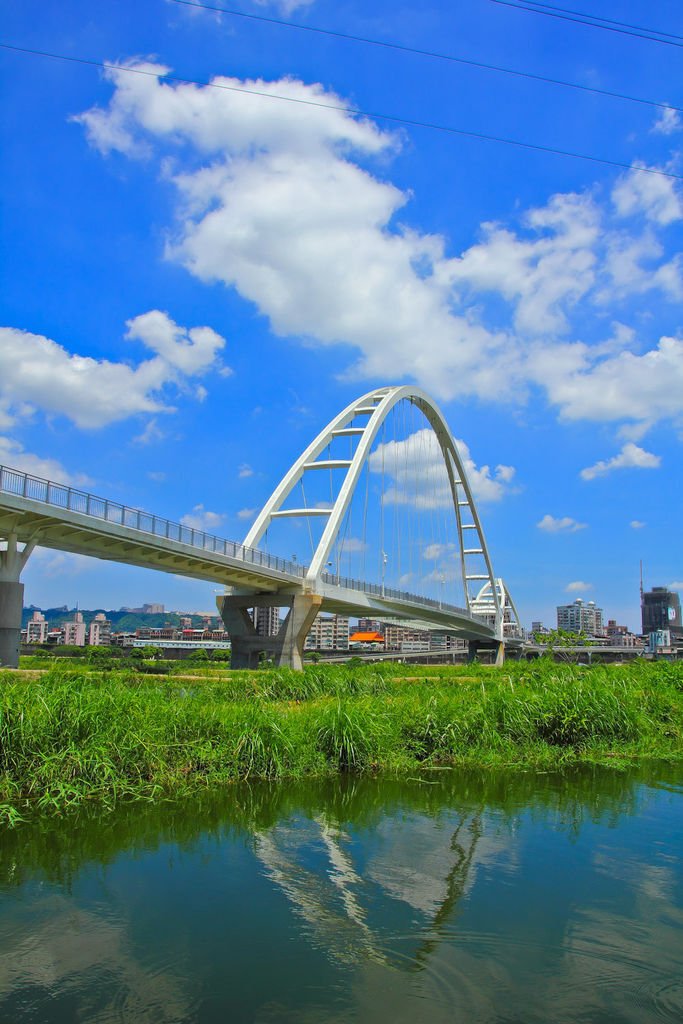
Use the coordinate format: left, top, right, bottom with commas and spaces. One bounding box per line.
0, 385, 522, 669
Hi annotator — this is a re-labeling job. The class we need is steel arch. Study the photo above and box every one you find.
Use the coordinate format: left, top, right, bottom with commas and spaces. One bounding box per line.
243, 385, 503, 634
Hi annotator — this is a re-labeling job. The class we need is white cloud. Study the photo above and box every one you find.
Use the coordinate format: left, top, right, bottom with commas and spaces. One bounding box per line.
537, 514, 586, 534
0, 312, 226, 430
238, 463, 254, 478
134, 418, 166, 445
180, 504, 225, 530
76, 65, 683, 432
28, 547, 94, 578
538, 336, 683, 427
126, 310, 226, 375
237, 506, 257, 520
368, 429, 517, 507
580, 443, 661, 481
147, 470, 166, 482
651, 107, 681, 136
566, 580, 592, 592
423, 542, 457, 561
612, 166, 683, 226
668, 580, 683, 591
444, 192, 600, 336
630, 520, 646, 529
253, 0, 316, 13
339, 537, 367, 553
0, 437, 90, 486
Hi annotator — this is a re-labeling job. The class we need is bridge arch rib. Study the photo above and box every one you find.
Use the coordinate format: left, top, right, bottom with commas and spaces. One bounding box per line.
243, 385, 504, 636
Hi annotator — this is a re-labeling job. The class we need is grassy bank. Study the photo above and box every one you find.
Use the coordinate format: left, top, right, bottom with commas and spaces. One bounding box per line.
1, 660, 682, 820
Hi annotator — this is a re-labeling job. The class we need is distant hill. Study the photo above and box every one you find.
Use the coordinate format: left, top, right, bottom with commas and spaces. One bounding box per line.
21, 607, 221, 631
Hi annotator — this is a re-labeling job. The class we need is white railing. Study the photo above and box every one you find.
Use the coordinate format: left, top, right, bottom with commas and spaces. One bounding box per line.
0, 464, 305, 579
0, 463, 489, 625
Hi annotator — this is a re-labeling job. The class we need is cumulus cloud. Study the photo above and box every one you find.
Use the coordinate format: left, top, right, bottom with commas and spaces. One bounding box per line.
630, 519, 646, 529
238, 463, 254, 478
566, 580, 592, 592
0, 312, 226, 430
580, 443, 661, 480
368, 428, 517, 507
668, 580, 683, 591
612, 166, 683, 226
180, 504, 225, 531
76, 64, 683, 432
651, 107, 681, 136
0, 437, 90, 486
536, 336, 683, 427
537, 514, 586, 534
237, 506, 257, 520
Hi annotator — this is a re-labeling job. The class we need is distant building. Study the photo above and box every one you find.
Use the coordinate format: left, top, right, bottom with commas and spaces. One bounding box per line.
605, 620, 641, 648
348, 631, 385, 648
642, 587, 682, 638
306, 615, 350, 651
556, 599, 604, 636
25, 610, 48, 644
89, 613, 112, 646
141, 603, 165, 615
254, 606, 281, 638
384, 624, 430, 650
357, 618, 385, 635
63, 611, 86, 647
429, 632, 467, 653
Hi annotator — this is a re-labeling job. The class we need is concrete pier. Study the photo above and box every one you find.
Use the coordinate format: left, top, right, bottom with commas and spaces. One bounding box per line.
0, 580, 23, 668
217, 592, 323, 670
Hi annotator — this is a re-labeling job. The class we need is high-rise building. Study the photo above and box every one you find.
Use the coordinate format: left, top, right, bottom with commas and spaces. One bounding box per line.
306, 615, 350, 651
556, 599, 604, 636
642, 587, 682, 637
25, 610, 48, 644
89, 613, 112, 646
254, 605, 281, 638
63, 611, 86, 647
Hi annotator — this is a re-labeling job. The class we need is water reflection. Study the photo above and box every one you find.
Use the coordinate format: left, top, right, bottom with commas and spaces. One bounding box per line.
0, 765, 681, 1023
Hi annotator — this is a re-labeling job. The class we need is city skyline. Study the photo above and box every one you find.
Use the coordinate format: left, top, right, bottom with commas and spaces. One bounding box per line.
2, 0, 682, 628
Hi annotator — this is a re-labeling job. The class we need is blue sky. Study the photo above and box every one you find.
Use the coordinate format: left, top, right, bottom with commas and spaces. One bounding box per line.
1, 0, 682, 629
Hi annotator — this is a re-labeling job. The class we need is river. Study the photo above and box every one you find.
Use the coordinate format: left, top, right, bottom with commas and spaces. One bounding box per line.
1, 764, 681, 1022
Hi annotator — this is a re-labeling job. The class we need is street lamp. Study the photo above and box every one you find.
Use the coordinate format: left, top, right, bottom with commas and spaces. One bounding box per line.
381, 551, 388, 597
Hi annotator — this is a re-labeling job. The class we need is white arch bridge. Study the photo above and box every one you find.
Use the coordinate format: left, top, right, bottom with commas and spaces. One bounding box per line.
0, 386, 522, 669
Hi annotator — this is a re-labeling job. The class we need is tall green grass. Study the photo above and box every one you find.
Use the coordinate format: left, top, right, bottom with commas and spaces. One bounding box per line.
1, 660, 682, 819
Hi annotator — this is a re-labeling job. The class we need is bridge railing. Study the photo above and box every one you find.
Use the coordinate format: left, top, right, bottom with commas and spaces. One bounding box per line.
0, 464, 306, 579
319, 571, 475, 620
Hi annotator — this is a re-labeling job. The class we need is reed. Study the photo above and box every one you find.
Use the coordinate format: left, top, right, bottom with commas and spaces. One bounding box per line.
1, 660, 682, 819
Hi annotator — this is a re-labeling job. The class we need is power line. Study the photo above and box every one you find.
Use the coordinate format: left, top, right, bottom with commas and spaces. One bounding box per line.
520, 0, 683, 42
169, 0, 682, 113
2, 41, 682, 181
489, 0, 683, 48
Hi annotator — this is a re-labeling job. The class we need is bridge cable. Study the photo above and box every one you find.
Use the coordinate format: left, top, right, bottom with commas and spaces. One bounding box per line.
2, 42, 683, 182
168, 0, 683, 111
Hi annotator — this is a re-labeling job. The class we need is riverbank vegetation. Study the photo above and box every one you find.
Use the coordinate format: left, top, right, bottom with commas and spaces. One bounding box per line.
1, 660, 682, 821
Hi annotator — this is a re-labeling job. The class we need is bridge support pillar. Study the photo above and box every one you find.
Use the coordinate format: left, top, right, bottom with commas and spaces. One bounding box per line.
468, 640, 505, 666
0, 581, 24, 669
217, 592, 323, 671
0, 533, 37, 669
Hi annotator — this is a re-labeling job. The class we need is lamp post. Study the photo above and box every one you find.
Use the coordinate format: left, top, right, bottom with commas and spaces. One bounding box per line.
381, 551, 388, 597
